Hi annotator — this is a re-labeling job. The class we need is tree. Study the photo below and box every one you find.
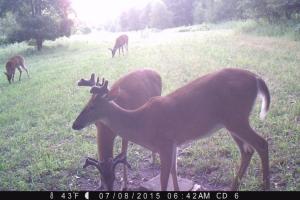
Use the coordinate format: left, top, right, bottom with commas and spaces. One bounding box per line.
119, 11, 129, 31
193, 0, 216, 23
127, 8, 142, 31
0, 12, 18, 44
0, 0, 73, 50
149, 0, 173, 29
163, 0, 195, 26
139, 3, 152, 29
237, 0, 300, 23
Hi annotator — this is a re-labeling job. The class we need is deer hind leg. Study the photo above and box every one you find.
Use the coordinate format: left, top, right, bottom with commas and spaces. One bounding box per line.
11, 72, 15, 82
121, 139, 129, 190
230, 135, 254, 190
20, 62, 30, 78
16, 66, 22, 81
227, 121, 270, 190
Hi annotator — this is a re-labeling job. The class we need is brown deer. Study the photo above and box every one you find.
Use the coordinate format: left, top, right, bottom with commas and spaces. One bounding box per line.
76, 69, 161, 190
109, 34, 128, 58
72, 68, 271, 191
4, 55, 30, 84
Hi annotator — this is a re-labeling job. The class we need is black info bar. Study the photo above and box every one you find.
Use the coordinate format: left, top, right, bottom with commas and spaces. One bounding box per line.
0, 191, 298, 200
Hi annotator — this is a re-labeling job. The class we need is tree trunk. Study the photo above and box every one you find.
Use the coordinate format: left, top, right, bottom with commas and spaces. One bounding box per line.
36, 39, 43, 51
285, 9, 291, 20
31, 0, 35, 17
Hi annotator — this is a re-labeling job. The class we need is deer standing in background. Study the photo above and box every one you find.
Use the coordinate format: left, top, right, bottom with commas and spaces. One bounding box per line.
109, 34, 128, 58
76, 69, 161, 190
73, 68, 271, 191
4, 55, 30, 84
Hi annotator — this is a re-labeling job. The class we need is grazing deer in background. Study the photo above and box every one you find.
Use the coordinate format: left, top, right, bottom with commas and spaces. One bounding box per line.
109, 34, 128, 58
73, 68, 271, 191
4, 55, 30, 84
76, 69, 161, 190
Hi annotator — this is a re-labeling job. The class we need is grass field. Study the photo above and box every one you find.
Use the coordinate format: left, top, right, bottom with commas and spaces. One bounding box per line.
0, 24, 299, 191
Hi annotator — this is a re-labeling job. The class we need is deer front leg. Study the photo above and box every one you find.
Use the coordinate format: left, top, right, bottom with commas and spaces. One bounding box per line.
171, 147, 179, 191
121, 139, 129, 190
159, 145, 174, 191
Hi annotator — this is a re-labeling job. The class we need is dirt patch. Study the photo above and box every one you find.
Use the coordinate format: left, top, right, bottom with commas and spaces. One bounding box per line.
75, 157, 229, 191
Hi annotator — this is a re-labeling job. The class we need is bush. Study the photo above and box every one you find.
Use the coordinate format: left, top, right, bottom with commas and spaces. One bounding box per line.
235, 19, 300, 41
0, 36, 8, 45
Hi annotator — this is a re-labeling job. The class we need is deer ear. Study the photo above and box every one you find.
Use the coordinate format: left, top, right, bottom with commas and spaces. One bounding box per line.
106, 87, 121, 102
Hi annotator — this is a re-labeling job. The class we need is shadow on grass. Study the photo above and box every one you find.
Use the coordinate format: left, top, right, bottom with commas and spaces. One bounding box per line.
0, 42, 70, 62
22, 44, 70, 57
0, 77, 31, 91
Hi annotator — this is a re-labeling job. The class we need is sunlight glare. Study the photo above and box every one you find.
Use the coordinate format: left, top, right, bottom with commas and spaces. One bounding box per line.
71, 0, 151, 25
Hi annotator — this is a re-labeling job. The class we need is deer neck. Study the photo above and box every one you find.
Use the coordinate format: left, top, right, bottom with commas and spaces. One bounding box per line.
113, 44, 119, 51
100, 101, 142, 138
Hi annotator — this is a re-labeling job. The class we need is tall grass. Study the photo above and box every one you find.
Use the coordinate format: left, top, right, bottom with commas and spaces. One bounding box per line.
234, 19, 300, 41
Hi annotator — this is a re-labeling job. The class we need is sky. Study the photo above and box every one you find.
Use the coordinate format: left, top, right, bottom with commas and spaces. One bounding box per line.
71, 0, 152, 25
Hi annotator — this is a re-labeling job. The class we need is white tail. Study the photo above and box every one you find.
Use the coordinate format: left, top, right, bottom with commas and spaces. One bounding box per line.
73, 68, 271, 191
257, 78, 271, 120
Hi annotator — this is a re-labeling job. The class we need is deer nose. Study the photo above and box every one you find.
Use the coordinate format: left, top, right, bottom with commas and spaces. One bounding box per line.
72, 122, 83, 130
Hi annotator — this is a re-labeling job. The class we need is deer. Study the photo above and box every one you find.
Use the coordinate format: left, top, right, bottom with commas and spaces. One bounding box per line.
72, 68, 271, 191
76, 69, 162, 190
109, 34, 128, 58
4, 55, 30, 84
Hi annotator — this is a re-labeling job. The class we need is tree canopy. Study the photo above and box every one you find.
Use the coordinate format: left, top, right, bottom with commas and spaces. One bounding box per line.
0, 0, 73, 50
0, 0, 299, 45
116, 0, 300, 31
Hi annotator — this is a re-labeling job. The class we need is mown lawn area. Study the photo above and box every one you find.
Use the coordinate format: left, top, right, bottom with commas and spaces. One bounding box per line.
0, 25, 299, 190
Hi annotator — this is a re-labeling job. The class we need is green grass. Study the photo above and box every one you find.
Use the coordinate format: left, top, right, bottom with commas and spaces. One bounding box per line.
233, 19, 300, 41
0, 23, 299, 191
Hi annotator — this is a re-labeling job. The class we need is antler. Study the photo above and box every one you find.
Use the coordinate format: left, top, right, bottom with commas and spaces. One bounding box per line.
90, 79, 109, 94
96, 77, 105, 86
78, 73, 96, 87
112, 152, 132, 172
83, 157, 103, 173
83, 153, 131, 175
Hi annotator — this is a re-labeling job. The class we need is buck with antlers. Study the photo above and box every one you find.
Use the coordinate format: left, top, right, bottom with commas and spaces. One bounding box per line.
76, 69, 161, 190
73, 68, 271, 191
109, 34, 128, 58
4, 55, 30, 84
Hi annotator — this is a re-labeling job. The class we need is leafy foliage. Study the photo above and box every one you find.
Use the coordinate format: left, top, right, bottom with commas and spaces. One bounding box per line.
116, 0, 300, 31
0, 0, 73, 50
119, 0, 173, 31
149, 0, 173, 29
